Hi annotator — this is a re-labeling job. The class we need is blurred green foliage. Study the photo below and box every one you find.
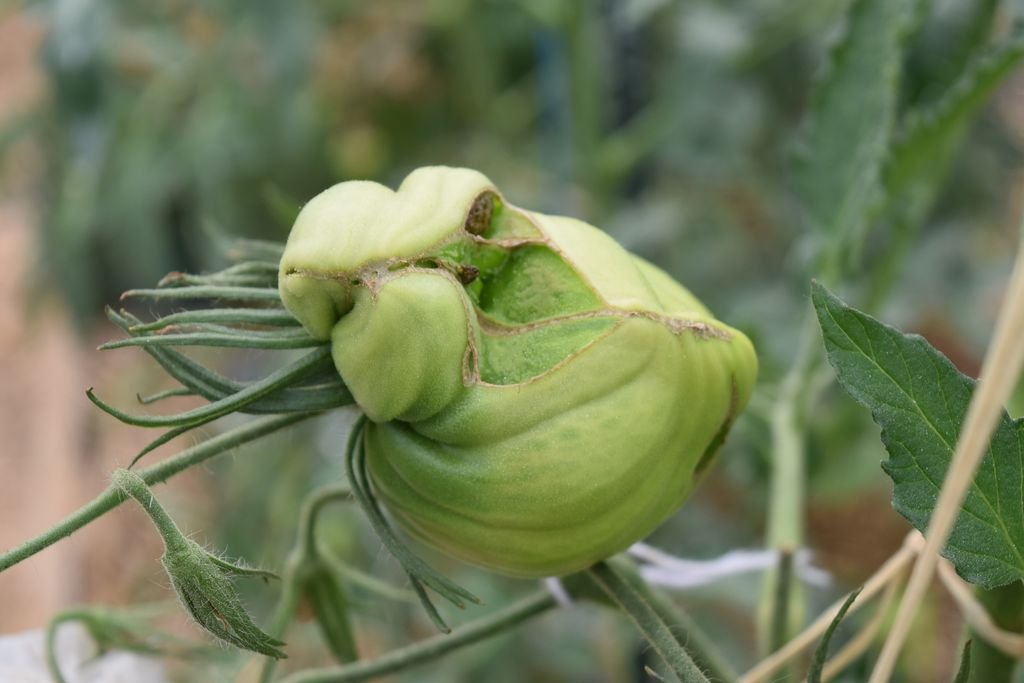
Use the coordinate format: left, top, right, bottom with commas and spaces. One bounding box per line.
7, 0, 1024, 681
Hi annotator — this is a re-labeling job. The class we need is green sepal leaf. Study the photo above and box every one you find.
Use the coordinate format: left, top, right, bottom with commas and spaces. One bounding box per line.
342, 416, 482, 634
98, 327, 320, 351
207, 553, 279, 582
87, 346, 333, 428
812, 282, 1024, 588
129, 307, 300, 333
162, 541, 287, 659
106, 307, 351, 416
807, 588, 861, 683
121, 285, 282, 302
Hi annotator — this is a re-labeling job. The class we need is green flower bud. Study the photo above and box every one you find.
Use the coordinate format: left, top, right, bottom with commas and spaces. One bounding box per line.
111, 469, 286, 658
279, 167, 757, 579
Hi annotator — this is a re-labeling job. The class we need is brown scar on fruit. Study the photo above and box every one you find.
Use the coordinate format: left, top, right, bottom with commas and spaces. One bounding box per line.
464, 192, 495, 236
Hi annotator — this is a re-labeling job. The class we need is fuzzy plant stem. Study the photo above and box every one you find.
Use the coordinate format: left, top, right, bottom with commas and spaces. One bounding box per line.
111, 469, 186, 550
760, 310, 822, 655
608, 556, 738, 682
276, 590, 557, 683
0, 413, 315, 573
587, 560, 712, 683
758, 234, 847, 656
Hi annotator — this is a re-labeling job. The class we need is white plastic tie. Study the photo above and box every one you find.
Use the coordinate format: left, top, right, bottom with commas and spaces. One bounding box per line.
628, 543, 831, 589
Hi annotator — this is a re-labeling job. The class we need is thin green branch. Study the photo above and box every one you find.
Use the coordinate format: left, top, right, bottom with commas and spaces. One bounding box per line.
769, 550, 795, 654
298, 486, 354, 553
586, 561, 711, 683
276, 590, 556, 683
112, 469, 187, 552
760, 308, 822, 654
0, 413, 316, 573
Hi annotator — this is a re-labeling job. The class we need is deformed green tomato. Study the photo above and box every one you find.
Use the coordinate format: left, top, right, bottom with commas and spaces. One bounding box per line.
279, 167, 757, 578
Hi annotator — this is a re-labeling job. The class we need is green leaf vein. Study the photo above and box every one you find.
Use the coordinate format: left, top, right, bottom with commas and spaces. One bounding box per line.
813, 282, 1024, 587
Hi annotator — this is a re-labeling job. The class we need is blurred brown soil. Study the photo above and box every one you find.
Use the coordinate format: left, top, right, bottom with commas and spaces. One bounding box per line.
0, 193, 171, 635
0, 10, 167, 634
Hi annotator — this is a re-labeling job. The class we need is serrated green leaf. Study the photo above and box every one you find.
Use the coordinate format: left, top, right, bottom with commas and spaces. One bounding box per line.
794, 0, 918, 241
812, 282, 1024, 589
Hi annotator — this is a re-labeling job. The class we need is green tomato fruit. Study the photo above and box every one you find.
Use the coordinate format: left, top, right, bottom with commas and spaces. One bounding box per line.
279, 167, 757, 578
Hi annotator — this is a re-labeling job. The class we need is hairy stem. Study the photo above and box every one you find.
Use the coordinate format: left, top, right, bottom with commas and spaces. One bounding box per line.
112, 469, 188, 552
761, 310, 821, 654
0, 413, 316, 573
587, 560, 711, 683
607, 556, 738, 682
276, 590, 556, 683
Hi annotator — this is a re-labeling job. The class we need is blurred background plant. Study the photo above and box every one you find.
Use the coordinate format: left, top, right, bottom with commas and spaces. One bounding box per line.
1, 0, 1024, 681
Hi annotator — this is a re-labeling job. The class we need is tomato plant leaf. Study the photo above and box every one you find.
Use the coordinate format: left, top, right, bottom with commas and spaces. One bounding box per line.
812, 282, 1024, 589
794, 0, 918, 241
